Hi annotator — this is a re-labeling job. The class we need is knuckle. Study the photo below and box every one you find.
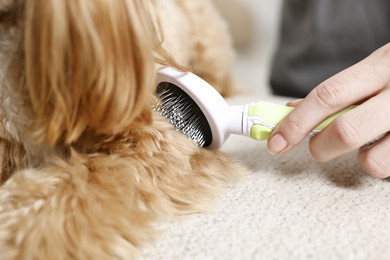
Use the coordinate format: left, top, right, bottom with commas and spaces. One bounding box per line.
376, 43, 390, 61
331, 119, 360, 149
281, 117, 306, 137
308, 143, 327, 163
358, 151, 388, 178
312, 80, 344, 109
374, 43, 390, 77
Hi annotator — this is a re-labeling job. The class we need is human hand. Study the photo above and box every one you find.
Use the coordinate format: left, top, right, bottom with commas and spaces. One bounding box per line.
267, 43, 390, 178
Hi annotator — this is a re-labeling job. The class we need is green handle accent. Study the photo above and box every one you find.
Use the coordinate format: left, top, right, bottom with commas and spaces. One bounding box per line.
250, 125, 272, 140
248, 102, 355, 141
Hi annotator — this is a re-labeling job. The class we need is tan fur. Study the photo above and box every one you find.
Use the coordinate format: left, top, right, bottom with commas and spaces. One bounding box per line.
0, 0, 244, 259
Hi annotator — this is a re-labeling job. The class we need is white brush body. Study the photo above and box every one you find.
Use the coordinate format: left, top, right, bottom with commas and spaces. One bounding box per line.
156, 67, 244, 149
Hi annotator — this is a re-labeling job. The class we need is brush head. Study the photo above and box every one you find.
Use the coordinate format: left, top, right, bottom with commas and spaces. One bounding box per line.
154, 67, 233, 149
155, 81, 212, 147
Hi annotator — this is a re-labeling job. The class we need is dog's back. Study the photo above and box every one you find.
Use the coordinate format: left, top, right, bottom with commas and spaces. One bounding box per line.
0, 1, 244, 259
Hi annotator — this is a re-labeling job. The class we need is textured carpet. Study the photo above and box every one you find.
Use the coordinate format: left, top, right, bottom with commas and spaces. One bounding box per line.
141, 95, 390, 260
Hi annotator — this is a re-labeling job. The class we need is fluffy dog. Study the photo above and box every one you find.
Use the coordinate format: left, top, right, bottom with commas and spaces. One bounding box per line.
0, 0, 244, 259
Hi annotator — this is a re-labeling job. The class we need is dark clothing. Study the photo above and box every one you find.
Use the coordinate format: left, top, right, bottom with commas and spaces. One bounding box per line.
270, 0, 390, 97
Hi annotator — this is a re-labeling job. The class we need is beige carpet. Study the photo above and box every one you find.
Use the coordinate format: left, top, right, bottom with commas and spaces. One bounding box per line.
141, 95, 390, 260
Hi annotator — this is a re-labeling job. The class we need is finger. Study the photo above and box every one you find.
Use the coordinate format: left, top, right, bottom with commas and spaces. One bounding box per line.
308, 89, 390, 162
268, 44, 390, 154
358, 134, 390, 178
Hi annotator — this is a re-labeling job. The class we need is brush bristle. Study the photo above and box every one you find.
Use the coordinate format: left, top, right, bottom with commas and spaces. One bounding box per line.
154, 82, 212, 147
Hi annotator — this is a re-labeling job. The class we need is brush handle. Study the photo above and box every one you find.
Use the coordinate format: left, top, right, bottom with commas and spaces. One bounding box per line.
245, 102, 354, 141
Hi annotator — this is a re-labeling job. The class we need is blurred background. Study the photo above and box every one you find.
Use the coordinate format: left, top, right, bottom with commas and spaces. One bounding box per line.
213, 0, 283, 97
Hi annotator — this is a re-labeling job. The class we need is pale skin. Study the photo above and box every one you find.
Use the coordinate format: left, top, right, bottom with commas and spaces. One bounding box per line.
267, 43, 390, 179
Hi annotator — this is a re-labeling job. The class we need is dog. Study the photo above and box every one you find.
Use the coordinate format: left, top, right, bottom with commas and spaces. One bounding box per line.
0, 0, 244, 259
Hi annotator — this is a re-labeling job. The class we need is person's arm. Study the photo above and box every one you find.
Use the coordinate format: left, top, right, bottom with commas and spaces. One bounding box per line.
267, 43, 390, 178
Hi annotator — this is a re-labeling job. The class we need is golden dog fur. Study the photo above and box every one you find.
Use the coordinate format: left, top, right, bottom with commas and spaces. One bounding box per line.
0, 0, 244, 258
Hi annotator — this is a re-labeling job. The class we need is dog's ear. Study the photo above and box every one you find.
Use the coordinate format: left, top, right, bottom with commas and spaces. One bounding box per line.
22, 0, 157, 145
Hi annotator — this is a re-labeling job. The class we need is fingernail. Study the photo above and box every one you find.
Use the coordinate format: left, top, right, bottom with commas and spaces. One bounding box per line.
268, 133, 288, 154
286, 98, 304, 106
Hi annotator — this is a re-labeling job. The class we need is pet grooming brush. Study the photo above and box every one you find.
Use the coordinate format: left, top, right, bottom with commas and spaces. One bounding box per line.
154, 67, 351, 149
